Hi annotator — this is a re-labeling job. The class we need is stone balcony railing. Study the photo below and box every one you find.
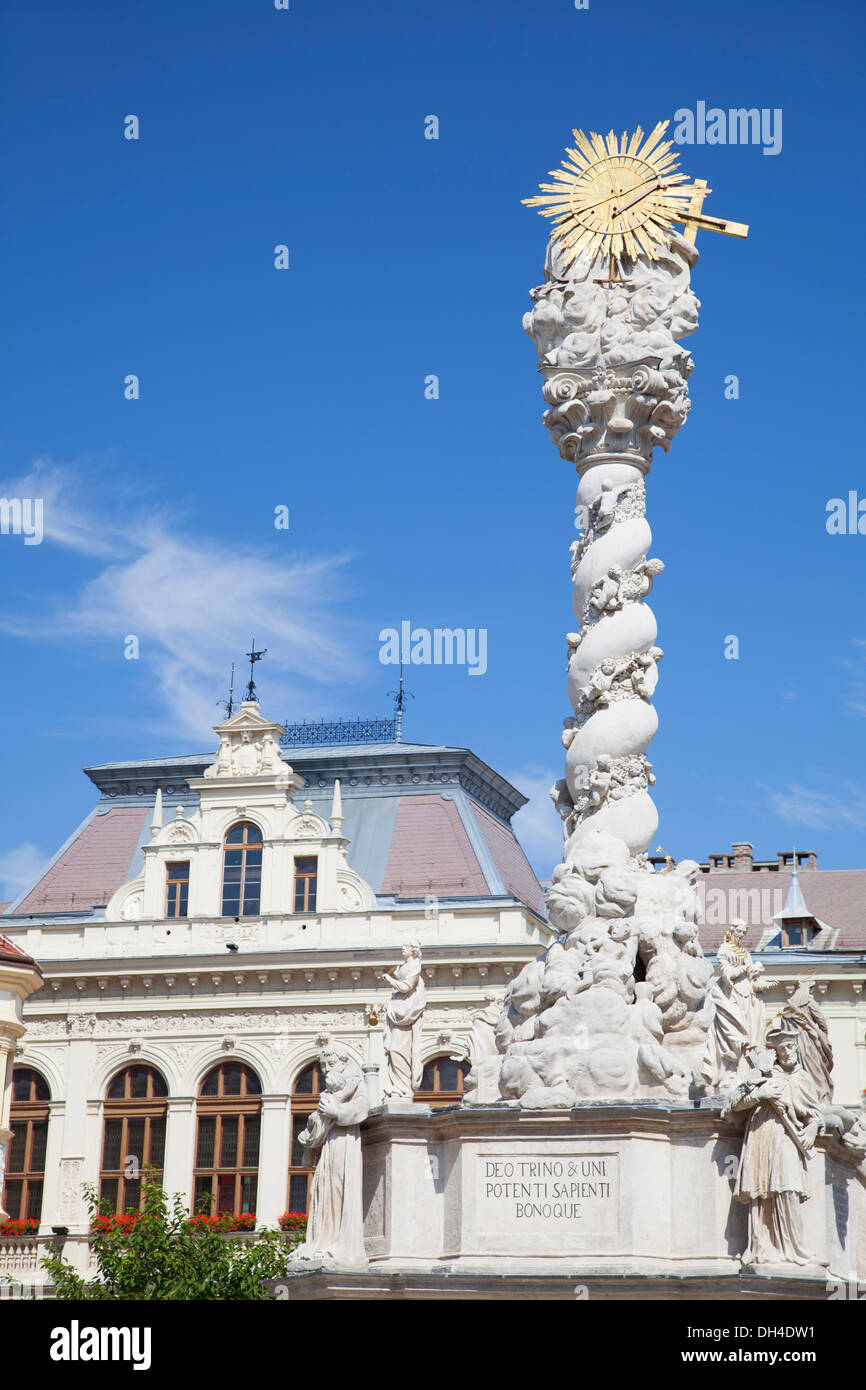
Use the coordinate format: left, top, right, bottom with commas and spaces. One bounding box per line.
0, 1228, 302, 1294
0, 1234, 99, 1290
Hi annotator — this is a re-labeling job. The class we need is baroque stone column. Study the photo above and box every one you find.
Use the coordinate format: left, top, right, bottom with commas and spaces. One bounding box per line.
530, 232, 698, 859
495, 233, 713, 1107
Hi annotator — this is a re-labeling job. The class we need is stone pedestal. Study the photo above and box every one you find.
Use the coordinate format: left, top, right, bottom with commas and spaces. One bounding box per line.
272, 1102, 866, 1299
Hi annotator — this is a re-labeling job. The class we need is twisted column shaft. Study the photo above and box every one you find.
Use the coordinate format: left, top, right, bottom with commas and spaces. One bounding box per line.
524, 233, 700, 870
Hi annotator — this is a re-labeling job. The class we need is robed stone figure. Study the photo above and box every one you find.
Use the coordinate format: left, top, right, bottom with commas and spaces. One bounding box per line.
290, 1045, 370, 1267
722, 1027, 822, 1268
382, 941, 426, 1100
701, 920, 769, 1090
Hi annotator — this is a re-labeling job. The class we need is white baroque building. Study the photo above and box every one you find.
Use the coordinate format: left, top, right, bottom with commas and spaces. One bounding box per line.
1, 701, 865, 1287
0, 701, 550, 1281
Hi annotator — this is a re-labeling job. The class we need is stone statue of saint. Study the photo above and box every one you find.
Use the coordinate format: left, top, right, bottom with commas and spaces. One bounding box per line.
783, 977, 834, 1107
722, 1025, 822, 1268
382, 941, 426, 1100
701, 921, 770, 1090
290, 1044, 370, 1267
462, 995, 504, 1103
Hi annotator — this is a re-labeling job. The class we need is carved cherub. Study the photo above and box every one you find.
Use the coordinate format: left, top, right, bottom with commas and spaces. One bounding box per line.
588, 755, 612, 809
588, 566, 624, 615
622, 557, 665, 602
630, 646, 663, 698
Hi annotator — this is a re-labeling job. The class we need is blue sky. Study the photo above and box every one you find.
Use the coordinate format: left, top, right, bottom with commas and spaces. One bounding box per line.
1, 0, 865, 897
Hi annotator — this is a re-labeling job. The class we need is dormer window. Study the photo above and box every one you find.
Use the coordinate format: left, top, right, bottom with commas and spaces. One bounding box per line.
165, 861, 190, 918
782, 920, 818, 948
293, 856, 318, 912
221, 822, 263, 917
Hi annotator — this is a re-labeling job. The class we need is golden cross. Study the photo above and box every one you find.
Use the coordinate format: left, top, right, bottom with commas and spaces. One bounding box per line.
680, 179, 749, 245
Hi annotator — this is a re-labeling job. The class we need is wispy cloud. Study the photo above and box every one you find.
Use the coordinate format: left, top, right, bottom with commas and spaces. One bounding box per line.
0, 461, 367, 739
1, 457, 132, 559
0, 844, 48, 901
506, 765, 563, 878
768, 782, 866, 830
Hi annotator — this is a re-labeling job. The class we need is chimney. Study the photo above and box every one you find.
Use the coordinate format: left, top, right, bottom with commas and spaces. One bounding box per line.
731, 841, 753, 870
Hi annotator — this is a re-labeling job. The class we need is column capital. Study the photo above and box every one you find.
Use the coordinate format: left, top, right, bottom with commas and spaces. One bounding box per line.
539, 361, 691, 471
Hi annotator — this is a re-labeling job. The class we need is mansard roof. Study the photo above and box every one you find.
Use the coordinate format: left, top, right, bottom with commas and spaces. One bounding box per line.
4, 740, 544, 921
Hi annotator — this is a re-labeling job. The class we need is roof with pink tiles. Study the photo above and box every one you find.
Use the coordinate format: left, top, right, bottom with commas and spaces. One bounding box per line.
697, 867, 866, 952
381, 795, 492, 899
13, 807, 149, 915
0, 931, 40, 968
472, 803, 545, 917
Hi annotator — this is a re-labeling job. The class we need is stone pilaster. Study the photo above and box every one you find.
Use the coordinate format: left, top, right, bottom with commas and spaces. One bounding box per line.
0, 939, 43, 1221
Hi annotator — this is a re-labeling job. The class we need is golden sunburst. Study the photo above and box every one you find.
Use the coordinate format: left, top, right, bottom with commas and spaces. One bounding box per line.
522, 121, 742, 271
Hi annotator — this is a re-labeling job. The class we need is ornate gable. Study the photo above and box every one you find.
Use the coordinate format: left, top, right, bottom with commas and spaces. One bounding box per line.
202, 701, 295, 786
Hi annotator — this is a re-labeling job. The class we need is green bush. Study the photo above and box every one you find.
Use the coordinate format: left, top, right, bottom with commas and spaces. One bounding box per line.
42, 1173, 299, 1301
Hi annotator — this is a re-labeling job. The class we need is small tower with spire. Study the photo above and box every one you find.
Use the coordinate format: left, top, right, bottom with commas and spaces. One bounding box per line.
770, 854, 832, 948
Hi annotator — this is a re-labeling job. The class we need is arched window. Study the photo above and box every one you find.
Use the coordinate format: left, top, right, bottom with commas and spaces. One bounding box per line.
3, 1068, 50, 1222
288, 1061, 324, 1214
100, 1065, 168, 1215
416, 1055, 470, 1108
221, 821, 263, 917
194, 1063, 261, 1216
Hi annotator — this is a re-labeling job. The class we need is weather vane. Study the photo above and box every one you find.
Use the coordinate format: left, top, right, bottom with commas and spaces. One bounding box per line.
522, 119, 748, 283
388, 661, 413, 744
245, 639, 267, 703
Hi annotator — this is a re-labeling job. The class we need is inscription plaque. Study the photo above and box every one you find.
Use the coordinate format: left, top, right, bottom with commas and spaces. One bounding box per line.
479, 1152, 618, 1233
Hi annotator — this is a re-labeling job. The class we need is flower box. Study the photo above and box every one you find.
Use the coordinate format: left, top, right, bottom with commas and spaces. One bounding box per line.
278, 1211, 307, 1236
0, 1217, 39, 1240
90, 1212, 141, 1234
184, 1212, 257, 1234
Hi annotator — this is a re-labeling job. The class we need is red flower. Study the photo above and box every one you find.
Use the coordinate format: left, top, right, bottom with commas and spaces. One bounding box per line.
184, 1211, 257, 1233
0, 1217, 40, 1239
278, 1210, 308, 1232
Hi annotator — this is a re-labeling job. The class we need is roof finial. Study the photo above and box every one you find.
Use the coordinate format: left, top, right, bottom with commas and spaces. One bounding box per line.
245, 639, 267, 704
388, 661, 414, 744
217, 663, 236, 719
330, 778, 344, 835
150, 787, 163, 839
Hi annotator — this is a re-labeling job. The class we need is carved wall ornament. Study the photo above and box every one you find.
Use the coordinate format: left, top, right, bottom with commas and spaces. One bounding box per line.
289, 803, 327, 838
335, 868, 374, 912
21, 1007, 368, 1040
202, 709, 290, 784
166, 822, 195, 844
58, 1158, 84, 1222
112, 879, 145, 922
